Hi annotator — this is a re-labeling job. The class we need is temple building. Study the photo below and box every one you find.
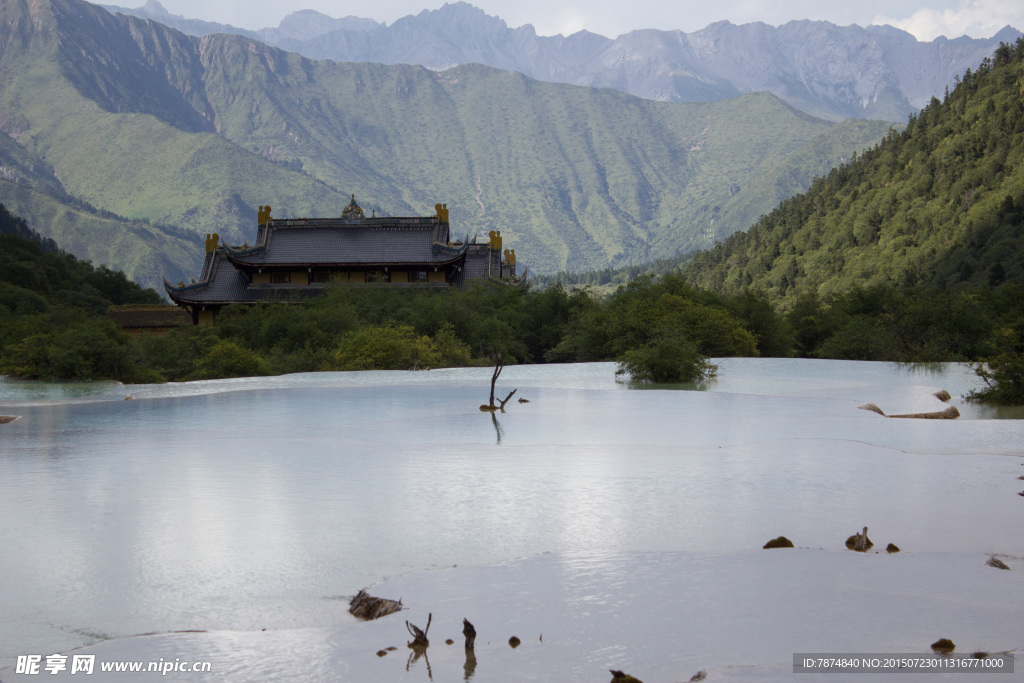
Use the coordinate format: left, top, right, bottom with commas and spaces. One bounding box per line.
164, 197, 521, 324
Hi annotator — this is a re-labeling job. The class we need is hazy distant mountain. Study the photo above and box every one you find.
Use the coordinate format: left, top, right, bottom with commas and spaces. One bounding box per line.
99, 1, 381, 44
100, 0, 261, 39
0, 0, 890, 286
102, 1, 1020, 122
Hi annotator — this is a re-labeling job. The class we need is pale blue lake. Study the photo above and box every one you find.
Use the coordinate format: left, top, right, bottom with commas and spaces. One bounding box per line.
1, 359, 1022, 674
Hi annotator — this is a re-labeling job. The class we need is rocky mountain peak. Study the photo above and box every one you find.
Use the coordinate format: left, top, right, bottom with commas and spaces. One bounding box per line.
140, 0, 168, 16
89, 1, 1023, 123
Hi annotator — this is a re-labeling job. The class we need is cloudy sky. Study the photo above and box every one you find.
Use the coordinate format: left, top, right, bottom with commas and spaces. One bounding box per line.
143, 0, 1023, 41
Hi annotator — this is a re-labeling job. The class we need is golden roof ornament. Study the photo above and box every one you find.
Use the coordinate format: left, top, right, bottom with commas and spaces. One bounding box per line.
257, 206, 272, 227
342, 194, 365, 219
434, 203, 449, 223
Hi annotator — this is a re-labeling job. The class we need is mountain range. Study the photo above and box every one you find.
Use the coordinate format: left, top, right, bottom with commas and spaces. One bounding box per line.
103, 1, 1021, 123
0, 0, 894, 289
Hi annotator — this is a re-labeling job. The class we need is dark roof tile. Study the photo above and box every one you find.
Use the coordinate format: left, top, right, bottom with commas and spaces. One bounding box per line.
228, 218, 457, 267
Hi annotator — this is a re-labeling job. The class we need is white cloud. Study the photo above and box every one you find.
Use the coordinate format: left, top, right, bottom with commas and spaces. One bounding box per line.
545, 8, 589, 36
874, 0, 1024, 40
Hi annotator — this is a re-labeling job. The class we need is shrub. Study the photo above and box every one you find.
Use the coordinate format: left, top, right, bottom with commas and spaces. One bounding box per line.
615, 334, 718, 384
327, 325, 442, 371
431, 321, 474, 367
1, 317, 139, 380
188, 340, 271, 380
967, 352, 1024, 405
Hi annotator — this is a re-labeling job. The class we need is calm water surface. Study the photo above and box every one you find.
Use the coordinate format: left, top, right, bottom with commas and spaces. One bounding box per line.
1, 360, 1021, 669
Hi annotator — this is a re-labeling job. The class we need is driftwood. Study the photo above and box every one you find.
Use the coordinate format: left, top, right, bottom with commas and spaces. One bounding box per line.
459, 617, 478, 677
406, 612, 432, 648
857, 403, 960, 419
889, 406, 960, 419
986, 556, 1010, 570
348, 589, 403, 620
404, 613, 432, 677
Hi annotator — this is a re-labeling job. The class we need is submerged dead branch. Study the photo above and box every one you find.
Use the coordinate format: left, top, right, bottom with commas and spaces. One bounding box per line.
846, 526, 873, 552
480, 356, 517, 412
406, 612, 432, 648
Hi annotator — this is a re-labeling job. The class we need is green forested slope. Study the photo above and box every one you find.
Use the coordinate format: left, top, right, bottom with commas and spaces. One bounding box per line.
0, 203, 167, 382
684, 39, 1024, 304
0, 0, 889, 284
0, 179, 203, 290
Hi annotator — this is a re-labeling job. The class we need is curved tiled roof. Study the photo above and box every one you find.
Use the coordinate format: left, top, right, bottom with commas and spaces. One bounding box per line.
162, 213, 516, 308
164, 252, 324, 305
225, 217, 465, 268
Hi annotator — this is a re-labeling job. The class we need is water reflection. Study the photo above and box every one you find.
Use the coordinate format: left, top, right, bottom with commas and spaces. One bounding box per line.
491, 413, 504, 444
895, 361, 957, 375
406, 643, 432, 680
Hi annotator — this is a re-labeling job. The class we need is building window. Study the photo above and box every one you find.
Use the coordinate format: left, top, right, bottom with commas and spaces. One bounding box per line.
271, 272, 291, 284
414, 271, 428, 282
311, 270, 332, 283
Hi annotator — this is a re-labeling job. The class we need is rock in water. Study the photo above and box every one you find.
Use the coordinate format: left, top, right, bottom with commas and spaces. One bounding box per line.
763, 536, 794, 549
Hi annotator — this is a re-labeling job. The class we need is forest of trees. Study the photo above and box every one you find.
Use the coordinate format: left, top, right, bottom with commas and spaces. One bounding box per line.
684, 39, 1024, 299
